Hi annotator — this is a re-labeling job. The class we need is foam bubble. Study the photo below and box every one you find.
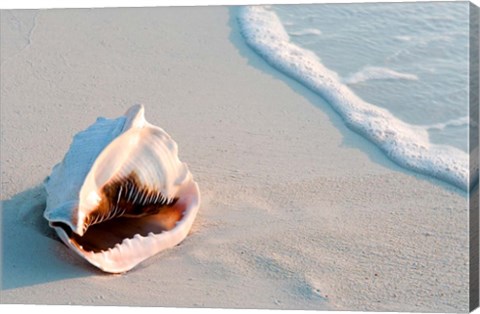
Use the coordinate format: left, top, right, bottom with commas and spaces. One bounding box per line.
237, 6, 475, 190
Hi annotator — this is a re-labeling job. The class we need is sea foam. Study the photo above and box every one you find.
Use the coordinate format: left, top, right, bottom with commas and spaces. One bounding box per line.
290, 28, 322, 36
237, 5, 475, 190
344, 66, 419, 85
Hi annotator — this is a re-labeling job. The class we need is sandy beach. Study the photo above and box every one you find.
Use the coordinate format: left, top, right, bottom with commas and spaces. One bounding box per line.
0, 5, 472, 312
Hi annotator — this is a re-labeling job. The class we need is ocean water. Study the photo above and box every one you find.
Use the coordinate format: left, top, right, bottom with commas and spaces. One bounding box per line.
237, 2, 475, 190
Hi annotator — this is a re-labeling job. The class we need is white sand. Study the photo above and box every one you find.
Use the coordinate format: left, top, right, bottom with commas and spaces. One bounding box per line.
0, 6, 471, 312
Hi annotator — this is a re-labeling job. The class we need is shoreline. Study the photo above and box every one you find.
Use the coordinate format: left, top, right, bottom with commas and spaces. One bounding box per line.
236, 5, 472, 191
1, 5, 470, 312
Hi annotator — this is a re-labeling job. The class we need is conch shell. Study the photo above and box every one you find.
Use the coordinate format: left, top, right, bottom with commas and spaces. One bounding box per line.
44, 105, 200, 273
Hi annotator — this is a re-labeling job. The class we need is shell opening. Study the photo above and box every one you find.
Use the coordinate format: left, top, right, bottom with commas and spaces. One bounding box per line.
52, 171, 186, 253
